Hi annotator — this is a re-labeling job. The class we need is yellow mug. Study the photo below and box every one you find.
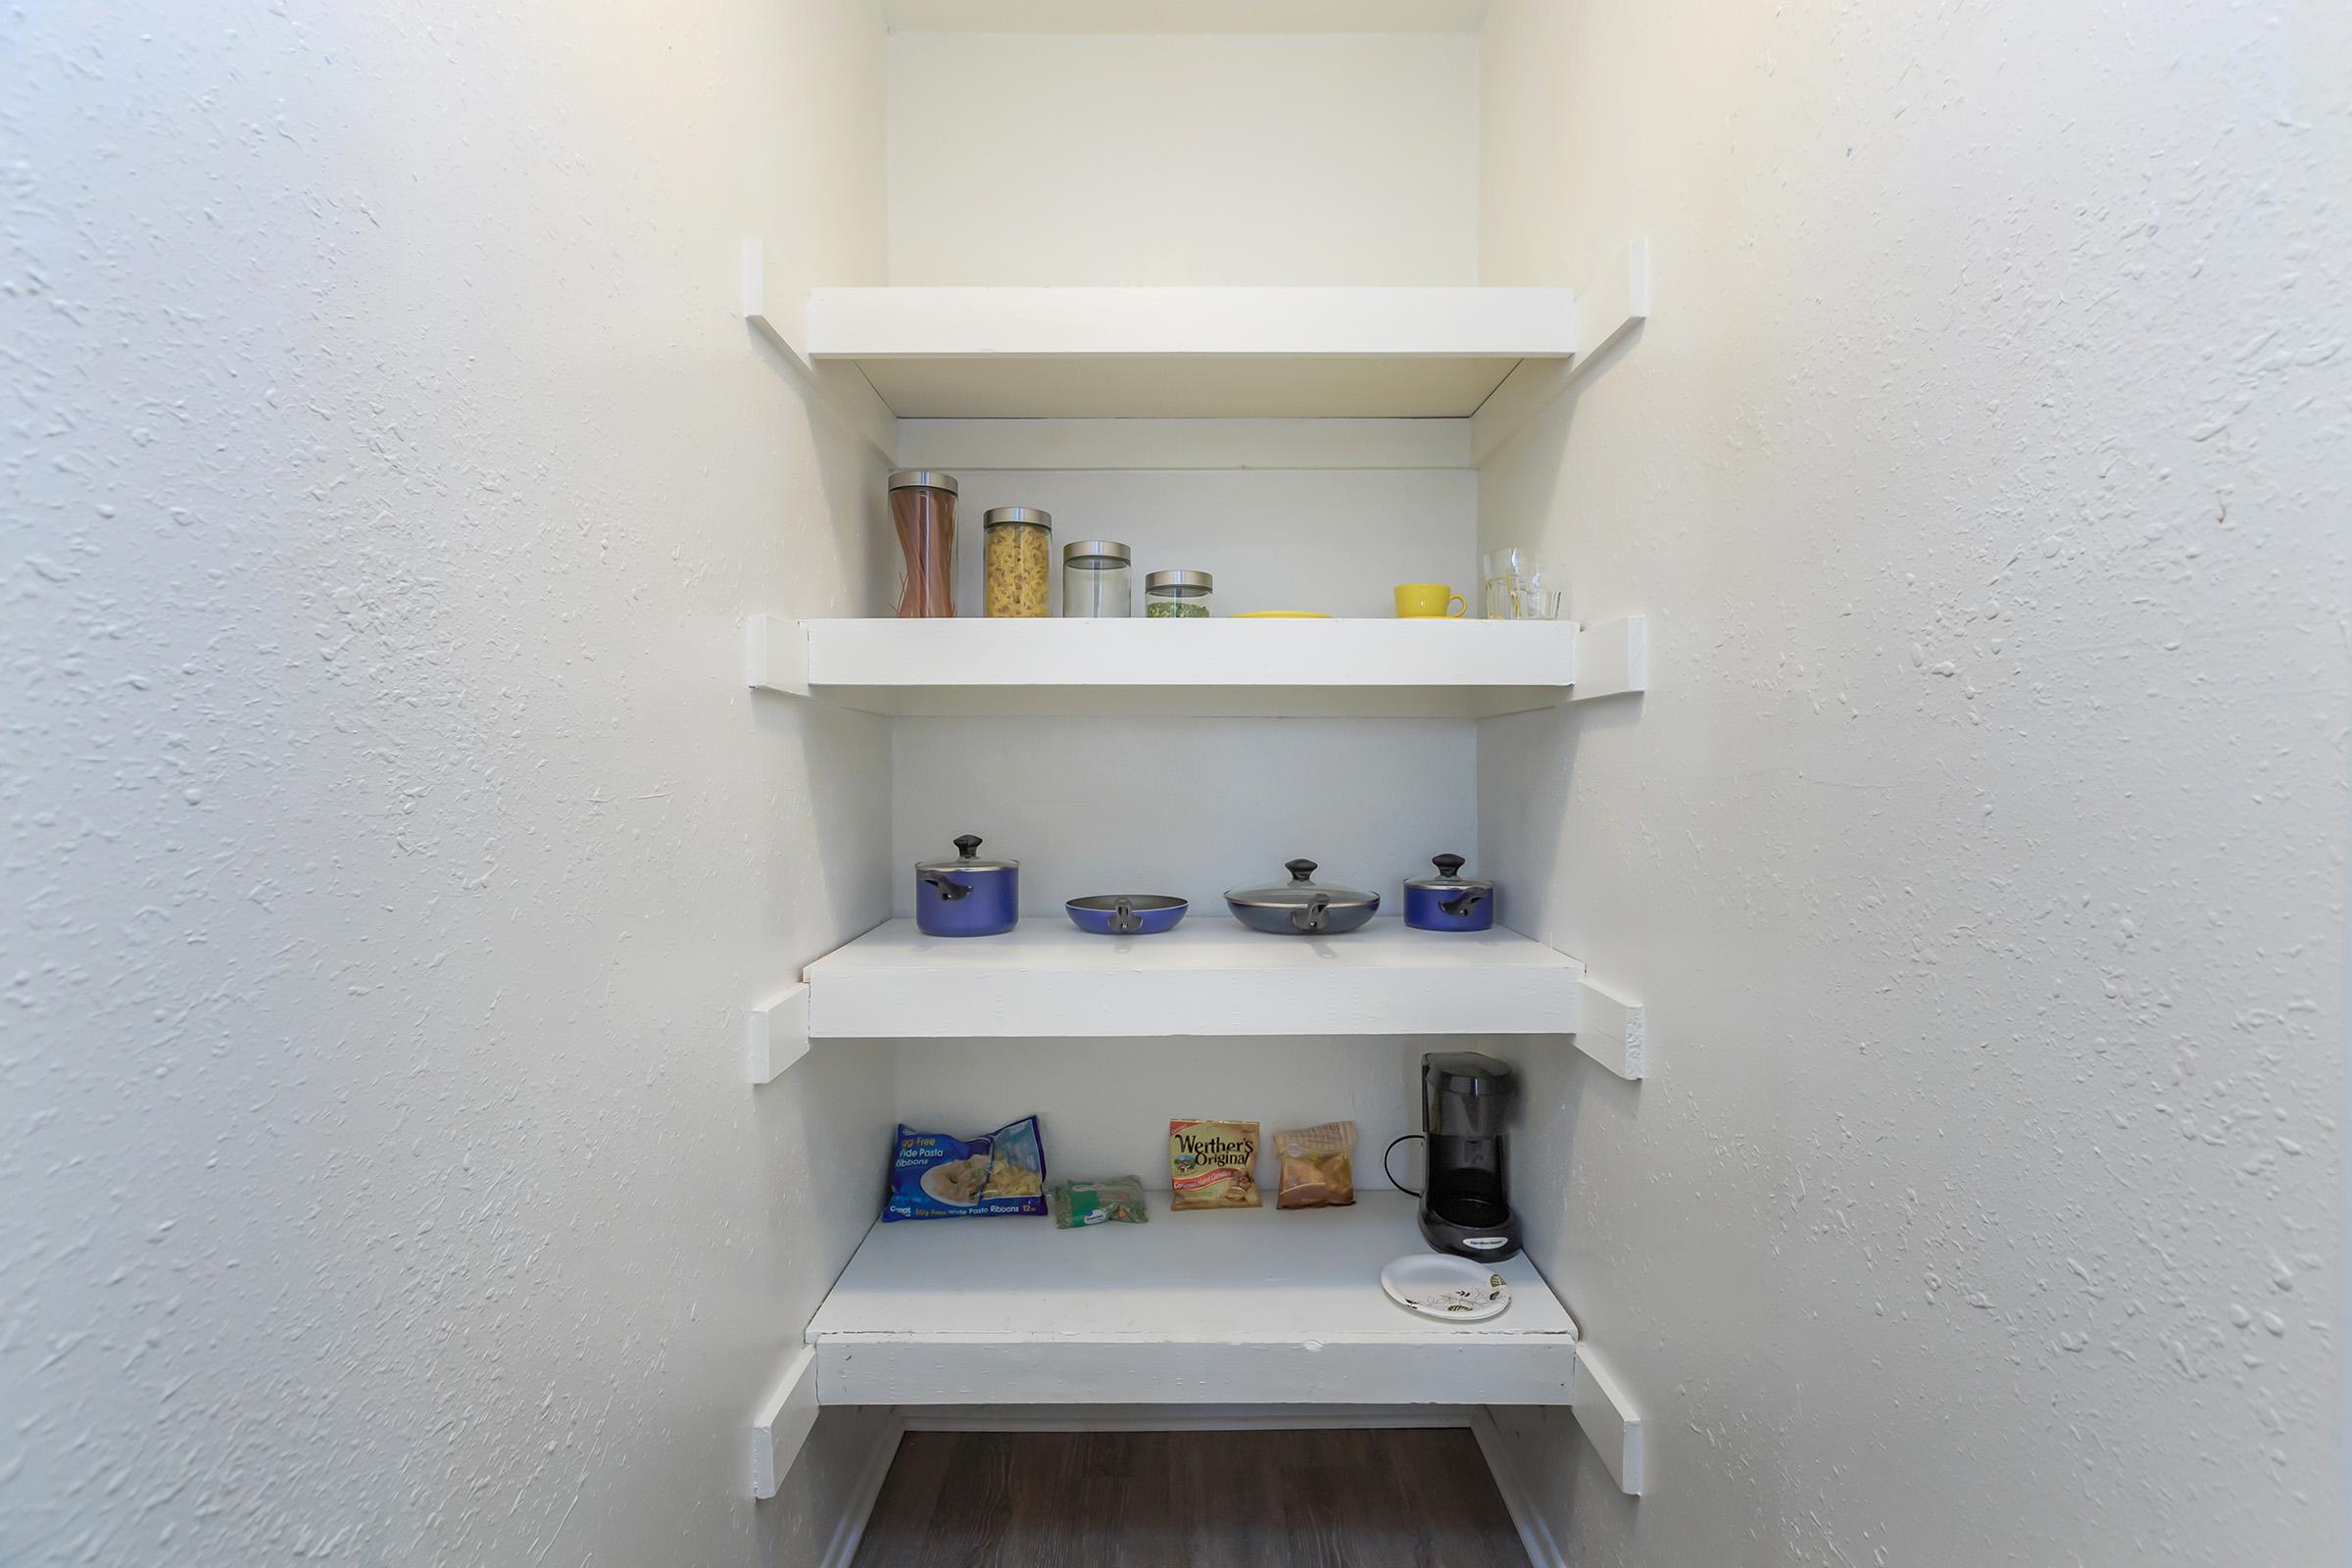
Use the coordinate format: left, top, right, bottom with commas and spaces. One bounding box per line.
1394, 583, 1468, 618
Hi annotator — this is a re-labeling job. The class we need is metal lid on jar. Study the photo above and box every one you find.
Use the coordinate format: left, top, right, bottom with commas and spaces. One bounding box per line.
1405, 854, 1494, 893
1146, 568, 1214, 594
1224, 858, 1377, 912
983, 506, 1053, 528
887, 469, 959, 494
914, 833, 1018, 874
1063, 539, 1131, 564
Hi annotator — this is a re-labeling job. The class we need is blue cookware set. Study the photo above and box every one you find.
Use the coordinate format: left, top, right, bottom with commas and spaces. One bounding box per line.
911, 836, 1498, 939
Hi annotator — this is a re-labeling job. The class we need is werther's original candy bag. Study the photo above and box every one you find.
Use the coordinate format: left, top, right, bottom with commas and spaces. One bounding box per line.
1168, 1119, 1259, 1209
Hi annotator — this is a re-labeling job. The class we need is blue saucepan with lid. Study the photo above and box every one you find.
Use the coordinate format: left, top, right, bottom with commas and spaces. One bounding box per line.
1403, 854, 1495, 932
914, 834, 1019, 937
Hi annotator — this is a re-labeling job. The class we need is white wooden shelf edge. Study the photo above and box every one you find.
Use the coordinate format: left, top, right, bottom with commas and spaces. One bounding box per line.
805, 285, 1581, 360
747, 982, 810, 1085
746, 615, 1609, 716
749, 1345, 820, 1500
1572, 974, 1646, 1080
802, 918, 1584, 1040
1571, 1343, 1646, 1495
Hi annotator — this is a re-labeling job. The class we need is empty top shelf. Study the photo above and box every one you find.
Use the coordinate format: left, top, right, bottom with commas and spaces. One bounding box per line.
803, 286, 1578, 419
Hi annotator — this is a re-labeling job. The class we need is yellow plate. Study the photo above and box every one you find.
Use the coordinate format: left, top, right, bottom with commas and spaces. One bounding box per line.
1230, 611, 1333, 619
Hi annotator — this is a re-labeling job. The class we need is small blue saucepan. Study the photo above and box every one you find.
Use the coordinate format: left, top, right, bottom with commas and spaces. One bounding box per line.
1065, 894, 1189, 936
914, 834, 1019, 937
1403, 855, 1496, 932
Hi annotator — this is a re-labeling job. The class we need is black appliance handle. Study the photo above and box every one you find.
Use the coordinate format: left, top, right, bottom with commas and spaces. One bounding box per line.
1290, 893, 1332, 933
1382, 1133, 1425, 1199
922, 874, 973, 902
1108, 898, 1142, 935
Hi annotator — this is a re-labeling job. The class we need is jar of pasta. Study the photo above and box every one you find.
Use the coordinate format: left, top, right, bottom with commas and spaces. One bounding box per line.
983, 507, 1053, 617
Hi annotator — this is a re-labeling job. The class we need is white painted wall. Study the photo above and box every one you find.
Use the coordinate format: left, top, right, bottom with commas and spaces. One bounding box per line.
1475, 1, 2348, 1563
885, 31, 1481, 284
1, 4, 899, 1564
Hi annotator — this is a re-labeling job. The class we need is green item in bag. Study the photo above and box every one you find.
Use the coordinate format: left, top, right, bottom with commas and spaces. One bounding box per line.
1048, 1174, 1151, 1229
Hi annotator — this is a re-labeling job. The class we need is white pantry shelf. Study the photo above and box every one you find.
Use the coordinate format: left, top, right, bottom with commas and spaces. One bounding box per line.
745, 614, 1645, 718
803, 1192, 1578, 1406
801, 917, 1582, 1040
798, 286, 1578, 420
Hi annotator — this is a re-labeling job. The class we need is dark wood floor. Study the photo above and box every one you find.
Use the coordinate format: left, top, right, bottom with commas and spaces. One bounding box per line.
850, 1428, 1530, 1568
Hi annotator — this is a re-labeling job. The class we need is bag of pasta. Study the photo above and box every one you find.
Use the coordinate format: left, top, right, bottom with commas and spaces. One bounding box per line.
1273, 1120, 1356, 1209
882, 1115, 1048, 1221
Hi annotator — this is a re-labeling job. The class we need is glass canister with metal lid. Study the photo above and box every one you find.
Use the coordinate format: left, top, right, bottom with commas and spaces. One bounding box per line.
1145, 568, 1213, 618
983, 507, 1054, 617
1403, 854, 1496, 932
887, 469, 958, 618
1061, 540, 1133, 617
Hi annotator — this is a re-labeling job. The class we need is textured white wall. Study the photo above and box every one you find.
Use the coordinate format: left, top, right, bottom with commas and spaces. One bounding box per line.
886, 31, 1481, 284
2, 4, 899, 1564
1476, 0, 2348, 1563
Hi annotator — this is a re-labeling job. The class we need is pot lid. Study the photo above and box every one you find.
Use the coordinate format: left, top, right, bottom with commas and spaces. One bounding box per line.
1405, 853, 1493, 892
1224, 858, 1377, 910
915, 833, 1018, 873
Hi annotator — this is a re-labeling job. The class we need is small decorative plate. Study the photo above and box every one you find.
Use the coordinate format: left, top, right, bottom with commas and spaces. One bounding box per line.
1381, 1254, 1512, 1322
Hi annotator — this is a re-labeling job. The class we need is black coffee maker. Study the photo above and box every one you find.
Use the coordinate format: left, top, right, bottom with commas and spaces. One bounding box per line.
1389, 1052, 1523, 1261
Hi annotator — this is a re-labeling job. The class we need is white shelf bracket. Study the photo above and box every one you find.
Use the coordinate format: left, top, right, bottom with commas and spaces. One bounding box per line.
1568, 615, 1647, 702
1470, 238, 1652, 465
750, 1345, 821, 1499
1571, 1344, 1645, 1495
739, 238, 899, 464
749, 982, 811, 1085
745, 614, 809, 698
1570, 974, 1645, 1080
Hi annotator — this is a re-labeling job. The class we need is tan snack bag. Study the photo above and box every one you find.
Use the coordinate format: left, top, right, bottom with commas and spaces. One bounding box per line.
1274, 1121, 1357, 1209
1168, 1119, 1260, 1209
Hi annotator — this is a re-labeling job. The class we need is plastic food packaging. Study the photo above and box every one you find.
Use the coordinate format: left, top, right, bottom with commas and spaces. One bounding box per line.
1168, 1119, 1260, 1209
882, 1116, 1048, 1221
1048, 1175, 1151, 1228
1273, 1120, 1357, 1209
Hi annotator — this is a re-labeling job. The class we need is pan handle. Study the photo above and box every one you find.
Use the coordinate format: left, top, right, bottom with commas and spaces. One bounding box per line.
1108, 898, 1143, 935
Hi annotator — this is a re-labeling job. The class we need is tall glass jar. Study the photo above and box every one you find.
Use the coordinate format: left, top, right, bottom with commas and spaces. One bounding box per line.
1145, 568, 1213, 618
983, 507, 1053, 617
888, 470, 957, 618
1061, 540, 1133, 617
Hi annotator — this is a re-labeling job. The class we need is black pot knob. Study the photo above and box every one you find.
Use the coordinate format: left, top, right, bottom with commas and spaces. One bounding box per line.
954, 834, 983, 859
1285, 858, 1317, 882
1432, 854, 1467, 877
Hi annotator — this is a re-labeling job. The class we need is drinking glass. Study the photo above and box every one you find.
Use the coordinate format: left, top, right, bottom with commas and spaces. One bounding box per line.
1481, 550, 1563, 620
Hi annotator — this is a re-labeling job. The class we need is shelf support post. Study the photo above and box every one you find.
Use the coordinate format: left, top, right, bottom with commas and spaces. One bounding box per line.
1567, 615, 1647, 702
750, 1346, 821, 1499
749, 982, 811, 1085
1571, 1344, 1645, 1495
1571, 975, 1646, 1080
745, 615, 809, 697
